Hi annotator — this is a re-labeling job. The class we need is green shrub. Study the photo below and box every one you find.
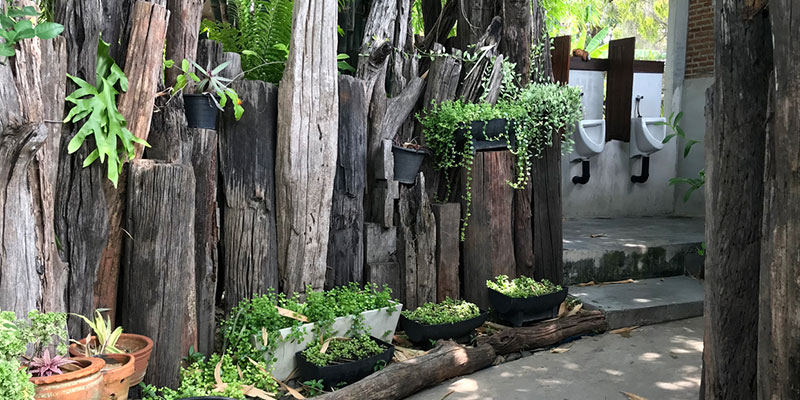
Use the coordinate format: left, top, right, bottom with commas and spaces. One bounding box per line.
301, 335, 384, 367
0, 358, 34, 400
401, 298, 481, 325
487, 275, 563, 298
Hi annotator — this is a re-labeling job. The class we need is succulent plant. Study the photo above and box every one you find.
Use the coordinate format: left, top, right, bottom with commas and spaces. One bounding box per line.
27, 349, 76, 377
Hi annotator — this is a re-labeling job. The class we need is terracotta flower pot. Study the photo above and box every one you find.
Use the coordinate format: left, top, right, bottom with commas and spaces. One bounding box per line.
69, 333, 153, 386
31, 356, 105, 400
97, 353, 136, 400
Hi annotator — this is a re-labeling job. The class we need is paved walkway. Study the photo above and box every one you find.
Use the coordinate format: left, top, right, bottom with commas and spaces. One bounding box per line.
407, 317, 703, 400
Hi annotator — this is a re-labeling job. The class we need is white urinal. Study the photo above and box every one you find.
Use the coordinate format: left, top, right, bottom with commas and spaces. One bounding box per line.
630, 117, 666, 158
572, 119, 606, 161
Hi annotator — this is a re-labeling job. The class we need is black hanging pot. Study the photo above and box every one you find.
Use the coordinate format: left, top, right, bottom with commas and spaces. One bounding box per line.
392, 145, 427, 185
399, 311, 490, 345
488, 287, 568, 327
183, 94, 219, 129
454, 118, 516, 151
296, 336, 394, 389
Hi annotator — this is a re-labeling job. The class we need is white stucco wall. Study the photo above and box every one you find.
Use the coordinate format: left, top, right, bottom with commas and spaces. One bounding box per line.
673, 77, 711, 216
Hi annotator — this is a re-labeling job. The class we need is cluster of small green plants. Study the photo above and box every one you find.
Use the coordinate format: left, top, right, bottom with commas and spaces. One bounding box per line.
301, 335, 385, 367
487, 275, 564, 298
141, 283, 395, 399
402, 298, 481, 325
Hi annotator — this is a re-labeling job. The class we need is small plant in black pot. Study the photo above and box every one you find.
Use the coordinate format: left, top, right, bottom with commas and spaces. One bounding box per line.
171, 59, 244, 129
399, 298, 489, 345
486, 275, 568, 327
296, 335, 394, 389
392, 139, 427, 185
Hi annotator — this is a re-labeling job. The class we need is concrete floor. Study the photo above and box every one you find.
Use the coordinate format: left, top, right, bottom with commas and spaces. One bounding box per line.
407, 317, 704, 400
562, 216, 704, 252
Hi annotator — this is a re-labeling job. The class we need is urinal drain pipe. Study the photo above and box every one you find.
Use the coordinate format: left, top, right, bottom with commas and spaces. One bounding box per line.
573, 160, 591, 184
631, 156, 650, 183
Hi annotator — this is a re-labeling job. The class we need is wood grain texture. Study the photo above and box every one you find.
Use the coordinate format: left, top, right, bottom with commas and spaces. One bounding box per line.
397, 173, 437, 309
219, 80, 280, 310
121, 160, 196, 389
477, 311, 607, 354
317, 341, 496, 400
326, 76, 368, 289
164, 0, 204, 87
605, 37, 635, 142
758, 4, 800, 398
702, 0, 771, 397
276, 0, 339, 294
432, 203, 460, 301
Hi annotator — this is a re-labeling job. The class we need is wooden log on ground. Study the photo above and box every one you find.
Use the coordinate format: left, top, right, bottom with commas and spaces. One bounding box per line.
326, 76, 368, 289
432, 203, 460, 301
219, 80, 280, 311
97, 1, 170, 327
477, 310, 607, 355
0, 37, 68, 316
317, 341, 496, 400
276, 0, 339, 294
120, 160, 196, 388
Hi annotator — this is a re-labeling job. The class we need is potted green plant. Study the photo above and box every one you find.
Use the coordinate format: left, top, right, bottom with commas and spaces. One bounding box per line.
1, 309, 106, 400
296, 335, 394, 389
171, 59, 244, 129
486, 275, 568, 327
398, 298, 489, 345
391, 139, 427, 185
68, 309, 153, 389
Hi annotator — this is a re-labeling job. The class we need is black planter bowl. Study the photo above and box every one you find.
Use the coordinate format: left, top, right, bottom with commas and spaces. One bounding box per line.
296, 336, 395, 389
399, 311, 490, 345
454, 118, 516, 151
488, 287, 568, 327
392, 145, 427, 185
183, 94, 219, 129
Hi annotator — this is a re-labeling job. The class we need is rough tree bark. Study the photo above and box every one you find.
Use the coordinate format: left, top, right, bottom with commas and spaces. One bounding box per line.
219, 80, 280, 310
758, 2, 799, 398
120, 160, 196, 389
702, 0, 772, 398
477, 310, 607, 354
276, 0, 339, 294
326, 76, 369, 289
0, 34, 67, 316
164, 0, 204, 88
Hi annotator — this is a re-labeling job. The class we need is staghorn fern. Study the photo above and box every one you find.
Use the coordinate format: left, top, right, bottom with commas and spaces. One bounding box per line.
203, 0, 292, 84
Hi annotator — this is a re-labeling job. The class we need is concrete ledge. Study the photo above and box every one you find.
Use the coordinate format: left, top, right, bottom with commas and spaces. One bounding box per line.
570, 276, 704, 330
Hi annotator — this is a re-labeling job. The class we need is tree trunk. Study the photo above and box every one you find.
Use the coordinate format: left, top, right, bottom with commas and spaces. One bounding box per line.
219, 80, 280, 311
316, 341, 496, 400
397, 173, 437, 310
476, 310, 607, 355
702, 1, 772, 398
276, 0, 339, 294
0, 35, 68, 316
456, 0, 497, 50
120, 160, 196, 389
164, 0, 204, 88
326, 76, 368, 289
758, 2, 799, 398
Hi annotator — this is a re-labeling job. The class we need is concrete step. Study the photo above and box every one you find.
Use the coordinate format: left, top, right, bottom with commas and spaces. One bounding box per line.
570, 276, 704, 330
563, 216, 705, 285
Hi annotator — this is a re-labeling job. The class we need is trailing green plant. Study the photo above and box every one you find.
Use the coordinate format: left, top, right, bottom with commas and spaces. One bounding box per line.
64, 37, 148, 187
171, 58, 244, 120
69, 309, 123, 356
301, 335, 384, 367
202, 0, 292, 84
487, 275, 563, 298
402, 298, 481, 325
657, 111, 705, 202
0, 1, 63, 62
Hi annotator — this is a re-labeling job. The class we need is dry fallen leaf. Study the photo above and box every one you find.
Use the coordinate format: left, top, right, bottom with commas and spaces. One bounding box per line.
242, 385, 276, 400
621, 391, 648, 400
276, 306, 309, 322
576, 281, 597, 287
590, 233, 607, 238
609, 326, 640, 338
272, 374, 306, 399
599, 278, 635, 286
550, 347, 570, 354
213, 355, 227, 392
261, 327, 269, 348
567, 303, 583, 317
557, 301, 568, 318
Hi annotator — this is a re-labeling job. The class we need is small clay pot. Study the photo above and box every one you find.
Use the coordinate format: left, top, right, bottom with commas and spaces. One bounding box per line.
97, 353, 135, 400
69, 333, 153, 386
31, 356, 105, 400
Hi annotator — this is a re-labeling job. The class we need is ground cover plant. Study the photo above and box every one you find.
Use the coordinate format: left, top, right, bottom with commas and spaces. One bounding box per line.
301, 335, 385, 367
487, 275, 563, 298
401, 298, 481, 325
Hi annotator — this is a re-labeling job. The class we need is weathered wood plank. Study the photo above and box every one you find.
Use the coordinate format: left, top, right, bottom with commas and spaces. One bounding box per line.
219, 80, 280, 311
477, 311, 607, 354
326, 76, 368, 288
605, 38, 635, 142
164, 0, 204, 88
432, 203, 460, 301
365, 262, 401, 297
121, 160, 196, 389
397, 173, 437, 309
276, 0, 339, 294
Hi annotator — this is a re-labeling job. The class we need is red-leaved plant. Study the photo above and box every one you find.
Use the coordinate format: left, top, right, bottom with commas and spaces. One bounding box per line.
27, 349, 76, 377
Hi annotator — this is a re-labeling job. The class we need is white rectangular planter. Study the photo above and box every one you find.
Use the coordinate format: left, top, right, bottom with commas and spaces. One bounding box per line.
263, 302, 403, 381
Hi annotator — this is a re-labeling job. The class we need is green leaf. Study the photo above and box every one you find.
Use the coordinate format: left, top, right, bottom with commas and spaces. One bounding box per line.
674, 111, 684, 126
337, 53, 350, 60
6, 8, 25, 18
21, 6, 40, 16
0, 43, 15, 57
241, 50, 256, 56
15, 28, 34, 40
164, 59, 175, 69
0, 15, 14, 30
181, 59, 190, 72
584, 26, 609, 53
684, 139, 700, 158
662, 133, 677, 144
82, 149, 100, 166
211, 61, 229, 75
675, 125, 686, 138
34, 21, 63, 39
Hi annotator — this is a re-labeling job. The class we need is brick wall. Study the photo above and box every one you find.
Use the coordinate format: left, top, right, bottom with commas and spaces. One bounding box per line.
685, 0, 713, 78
